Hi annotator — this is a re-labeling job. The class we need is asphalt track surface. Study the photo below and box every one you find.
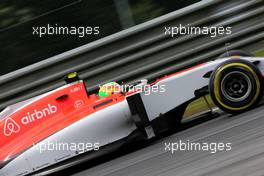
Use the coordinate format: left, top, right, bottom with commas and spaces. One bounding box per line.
71, 104, 264, 176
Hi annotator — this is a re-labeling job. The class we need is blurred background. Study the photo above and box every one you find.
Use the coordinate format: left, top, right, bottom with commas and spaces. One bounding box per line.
0, 0, 263, 112
0, 0, 199, 75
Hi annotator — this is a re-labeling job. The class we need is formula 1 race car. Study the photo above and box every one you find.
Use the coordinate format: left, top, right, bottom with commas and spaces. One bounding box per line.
0, 51, 264, 176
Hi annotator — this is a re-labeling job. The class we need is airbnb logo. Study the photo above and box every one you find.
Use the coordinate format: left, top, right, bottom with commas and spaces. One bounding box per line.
2, 104, 57, 137
21, 104, 57, 125
4, 117, 21, 136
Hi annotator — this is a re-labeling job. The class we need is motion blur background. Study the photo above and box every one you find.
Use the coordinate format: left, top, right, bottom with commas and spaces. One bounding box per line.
0, 0, 264, 110
0, 0, 199, 75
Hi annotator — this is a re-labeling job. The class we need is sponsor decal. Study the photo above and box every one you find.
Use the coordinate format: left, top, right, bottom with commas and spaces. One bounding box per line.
21, 104, 57, 125
74, 100, 84, 109
4, 117, 21, 136
3, 104, 57, 136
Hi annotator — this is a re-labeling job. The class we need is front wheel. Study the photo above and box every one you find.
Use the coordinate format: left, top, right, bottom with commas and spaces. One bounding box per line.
209, 59, 263, 114
218, 50, 253, 58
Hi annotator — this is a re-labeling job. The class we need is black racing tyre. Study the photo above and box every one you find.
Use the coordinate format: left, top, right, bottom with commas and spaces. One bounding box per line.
209, 59, 263, 114
218, 50, 253, 58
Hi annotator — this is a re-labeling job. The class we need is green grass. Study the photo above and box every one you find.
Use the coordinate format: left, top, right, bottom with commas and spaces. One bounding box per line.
255, 49, 264, 56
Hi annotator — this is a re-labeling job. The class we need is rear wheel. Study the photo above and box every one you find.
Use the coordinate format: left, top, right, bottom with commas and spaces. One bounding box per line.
209, 59, 263, 114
